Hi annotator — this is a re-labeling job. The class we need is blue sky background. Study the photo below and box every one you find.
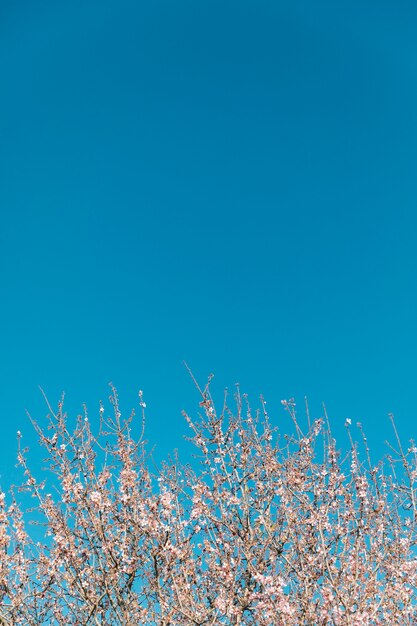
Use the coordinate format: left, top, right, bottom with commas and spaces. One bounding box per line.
1, 0, 417, 482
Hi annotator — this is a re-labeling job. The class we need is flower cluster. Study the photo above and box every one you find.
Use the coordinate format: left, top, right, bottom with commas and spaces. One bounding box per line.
0, 384, 416, 624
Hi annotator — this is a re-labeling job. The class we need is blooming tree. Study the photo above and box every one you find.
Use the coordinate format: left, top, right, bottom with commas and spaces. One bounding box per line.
0, 381, 417, 625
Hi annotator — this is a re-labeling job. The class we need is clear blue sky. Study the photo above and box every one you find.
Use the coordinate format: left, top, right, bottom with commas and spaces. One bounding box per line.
1, 0, 417, 480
